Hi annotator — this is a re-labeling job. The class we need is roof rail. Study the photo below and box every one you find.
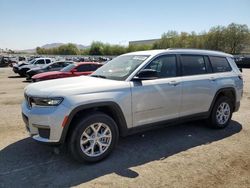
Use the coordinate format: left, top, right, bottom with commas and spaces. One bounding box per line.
165, 48, 225, 53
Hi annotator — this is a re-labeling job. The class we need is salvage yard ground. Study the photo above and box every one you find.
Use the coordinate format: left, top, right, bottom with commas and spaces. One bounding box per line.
0, 67, 250, 188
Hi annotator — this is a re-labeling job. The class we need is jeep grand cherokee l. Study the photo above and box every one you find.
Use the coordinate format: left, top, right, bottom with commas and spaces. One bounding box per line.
22, 49, 243, 162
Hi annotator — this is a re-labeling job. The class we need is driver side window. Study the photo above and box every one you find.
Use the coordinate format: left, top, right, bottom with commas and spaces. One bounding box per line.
145, 55, 177, 78
35, 59, 45, 64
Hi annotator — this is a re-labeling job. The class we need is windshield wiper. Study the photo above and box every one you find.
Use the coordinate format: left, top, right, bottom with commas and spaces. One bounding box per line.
91, 75, 107, 79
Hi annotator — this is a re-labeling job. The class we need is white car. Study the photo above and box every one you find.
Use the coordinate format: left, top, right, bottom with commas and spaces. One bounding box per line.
13, 58, 53, 77
22, 49, 243, 162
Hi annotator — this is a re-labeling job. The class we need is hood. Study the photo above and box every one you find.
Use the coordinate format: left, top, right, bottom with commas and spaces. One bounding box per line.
14, 62, 28, 68
32, 71, 62, 78
25, 76, 130, 97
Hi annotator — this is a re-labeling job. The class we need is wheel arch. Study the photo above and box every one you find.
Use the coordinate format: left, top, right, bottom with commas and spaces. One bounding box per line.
60, 102, 128, 144
209, 87, 237, 114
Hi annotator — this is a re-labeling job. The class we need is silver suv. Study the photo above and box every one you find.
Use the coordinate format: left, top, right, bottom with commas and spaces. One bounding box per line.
21, 49, 243, 162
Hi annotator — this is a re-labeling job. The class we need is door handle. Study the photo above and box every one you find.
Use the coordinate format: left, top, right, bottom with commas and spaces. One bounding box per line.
169, 81, 180, 86
210, 77, 216, 81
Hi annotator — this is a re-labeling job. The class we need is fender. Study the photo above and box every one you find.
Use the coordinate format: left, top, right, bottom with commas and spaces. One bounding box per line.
208, 87, 236, 114
59, 101, 128, 144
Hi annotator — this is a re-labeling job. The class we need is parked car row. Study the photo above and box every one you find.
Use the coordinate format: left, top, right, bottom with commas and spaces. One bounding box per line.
234, 56, 250, 68
31, 62, 103, 82
13, 58, 54, 77
12, 57, 103, 82
0, 56, 18, 67
25, 60, 74, 80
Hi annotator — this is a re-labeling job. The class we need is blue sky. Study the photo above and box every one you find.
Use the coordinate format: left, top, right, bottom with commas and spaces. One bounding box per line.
0, 0, 249, 50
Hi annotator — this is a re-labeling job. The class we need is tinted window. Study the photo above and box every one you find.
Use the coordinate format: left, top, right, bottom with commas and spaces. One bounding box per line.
145, 55, 177, 78
181, 55, 206, 76
62, 62, 71, 67
45, 59, 51, 64
35, 59, 45, 64
76, 64, 92, 72
48, 63, 58, 69
91, 64, 102, 71
209, 56, 232, 72
55, 62, 64, 67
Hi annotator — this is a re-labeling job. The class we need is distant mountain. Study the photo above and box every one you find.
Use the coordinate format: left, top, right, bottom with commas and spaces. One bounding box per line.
17, 43, 89, 53
41, 43, 64, 49
41, 43, 88, 49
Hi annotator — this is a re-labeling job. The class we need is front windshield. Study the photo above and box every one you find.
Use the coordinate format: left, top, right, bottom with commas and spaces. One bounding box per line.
91, 55, 149, 80
28, 59, 36, 64
60, 64, 76, 72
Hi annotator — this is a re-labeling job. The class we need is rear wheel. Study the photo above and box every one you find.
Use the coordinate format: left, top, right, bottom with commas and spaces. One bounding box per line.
68, 112, 119, 163
208, 96, 233, 128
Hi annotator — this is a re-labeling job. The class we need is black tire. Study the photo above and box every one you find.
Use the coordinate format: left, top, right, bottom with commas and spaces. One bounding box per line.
208, 96, 233, 129
18, 69, 29, 77
18, 72, 26, 77
68, 112, 119, 163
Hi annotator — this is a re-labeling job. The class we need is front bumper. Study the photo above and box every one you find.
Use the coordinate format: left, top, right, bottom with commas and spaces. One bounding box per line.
234, 101, 240, 112
21, 100, 70, 144
13, 67, 19, 73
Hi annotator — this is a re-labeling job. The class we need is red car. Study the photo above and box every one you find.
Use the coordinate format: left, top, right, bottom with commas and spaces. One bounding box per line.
32, 62, 102, 82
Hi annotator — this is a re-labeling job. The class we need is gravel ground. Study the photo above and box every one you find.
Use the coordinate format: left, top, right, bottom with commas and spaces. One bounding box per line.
0, 67, 249, 188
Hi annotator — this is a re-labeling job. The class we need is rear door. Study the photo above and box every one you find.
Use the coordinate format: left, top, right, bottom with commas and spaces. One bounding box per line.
34, 59, 46, 68
179, 54, 218, 117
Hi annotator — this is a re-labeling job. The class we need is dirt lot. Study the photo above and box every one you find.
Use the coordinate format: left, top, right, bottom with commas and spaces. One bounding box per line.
0, 67, 249, 188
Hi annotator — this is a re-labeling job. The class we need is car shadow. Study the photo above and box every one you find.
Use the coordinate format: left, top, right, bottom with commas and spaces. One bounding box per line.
22, 80, 31, 83
8, 76, 23, 78
0, 120, 242, 187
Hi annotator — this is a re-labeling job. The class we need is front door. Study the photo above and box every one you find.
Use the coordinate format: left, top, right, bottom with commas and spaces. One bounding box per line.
131, 54, 182, 127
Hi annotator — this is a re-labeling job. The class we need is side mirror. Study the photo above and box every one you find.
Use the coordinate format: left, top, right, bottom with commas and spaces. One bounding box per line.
71, 69, 77, 73
239, 68, 242, 72
133, 69, 158, 80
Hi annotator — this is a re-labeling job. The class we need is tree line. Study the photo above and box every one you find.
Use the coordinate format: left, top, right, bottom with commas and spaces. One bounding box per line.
36, 23, 250, 56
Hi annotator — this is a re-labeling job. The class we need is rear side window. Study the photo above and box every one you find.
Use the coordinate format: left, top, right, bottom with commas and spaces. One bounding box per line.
45, 59, 51, 64
91, 64, 101, 71
56, 62, 66, 67
209, 56, 232, 72
181, 55, 206, 76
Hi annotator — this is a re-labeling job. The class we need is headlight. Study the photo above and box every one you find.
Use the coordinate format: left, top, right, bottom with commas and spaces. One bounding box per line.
30, 97, 63, 106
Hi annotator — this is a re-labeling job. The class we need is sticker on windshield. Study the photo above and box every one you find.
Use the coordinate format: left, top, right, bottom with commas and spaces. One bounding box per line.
132, 56, 147, 61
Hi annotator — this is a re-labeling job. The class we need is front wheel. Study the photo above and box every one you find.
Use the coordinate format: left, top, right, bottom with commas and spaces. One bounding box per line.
68, 112, 119, 163
208, 96, 233, 128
